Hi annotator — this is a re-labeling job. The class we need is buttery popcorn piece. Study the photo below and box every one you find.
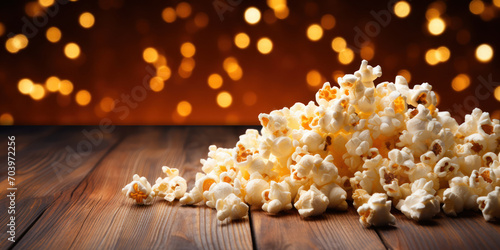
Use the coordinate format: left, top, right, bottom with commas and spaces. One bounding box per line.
122, 174, 156, 205
477, 187, 500, 222
357, 193, 396, 227
152, 166, 187, 202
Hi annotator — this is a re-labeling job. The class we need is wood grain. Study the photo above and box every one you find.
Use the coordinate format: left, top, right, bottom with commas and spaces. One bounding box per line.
14, 127, 253, 250
251, 204, 386, 250
376, 210, 500, 250
0, 126, 122, 248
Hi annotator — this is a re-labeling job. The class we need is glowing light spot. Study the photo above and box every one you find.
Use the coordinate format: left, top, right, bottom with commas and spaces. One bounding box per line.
162, 7, 176, 23
39, 0, 54, 7
476, 44, 493, 63
59, 80, 74, 95
244, 7, 261, 25
100, 97, 115, 112
143, 47, 158, 63
223, 57, 239, 72
76, 90, 91, 106
0, 113, 13, 125
45, 76, 60, 92
306, 24, 323, 41
180, 57, 195, 72
25, 2, 44, 17
394, 1, 411, 18
180, 42, 196, 58
0, 23, 4, 37
274, 7, 289, 19
494, 0, 500, 8
228, 67, 243, 81
306, 70, 322, 87
176, 2, 192, 19
451, 74, 470, 92
425, 49, 439, 65
243, 91, 257, 106
428, 18, 445, 35
436, 46, 450, 62
331, 37, 346, 52
332, 71, 344, 83
18, 79, 34, 95
234, 33, 250, 49
6, 34, 29, 53
208, 73, 223, 89
157, 66, 171, 81
426, 8, 440, 20
46, 27, 62, 43
495, 86, 500, 101
360, 46, 374, 61
194, 12, 209, 28
79, 12, 95, 29
149, 76, 164, 92
257, 37, 273, 54
217, 91, 233, 108
320, 14, 335, 30
338, 48, 354, 65
397, 69, 411, 83
64, 43, 81, 59
30, 84, 45, 100
177, 101, 192, 117
469, 0, 485, 15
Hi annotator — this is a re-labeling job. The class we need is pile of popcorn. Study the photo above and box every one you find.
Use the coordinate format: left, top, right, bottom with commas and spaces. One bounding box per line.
122, 60, 500, 227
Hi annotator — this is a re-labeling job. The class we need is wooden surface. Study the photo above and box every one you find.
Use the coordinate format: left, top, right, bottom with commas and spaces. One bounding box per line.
1, 126, 500, 250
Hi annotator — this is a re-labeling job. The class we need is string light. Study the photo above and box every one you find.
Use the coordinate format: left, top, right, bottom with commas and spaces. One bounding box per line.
320, 14, 336, 30
208, 73, 223, 89
394, 1, 411, 18
338, 48, 354, 65
177, 101, 192, 117
234, 33, 250, 49
149, 76, 164, 92
0, 113, 14, 125
45, 76, 61, 92
428, 18, 445, 35
331, 37, 346, 52
475, 44, 493, 63
100, 97, 115, 112
397, 69, 411, 83
79, 12, 95, 29
30, 84, 45, 100
64, 43, 81, 59
162, 7, 176, 23
451, 74, 470, 92
494, 86, 500, 101
217, 91, 233, 108
306, 70, 322, 87
176, 2, 192, 19
180, 42, 196, 58
306, 24, 323, 41
59, 80, 74, 95
143, 47, 158, 63
18, 78, 34, 95
46, 27, 62, 43
75, 90, 91, 106
244, 7, 261, 25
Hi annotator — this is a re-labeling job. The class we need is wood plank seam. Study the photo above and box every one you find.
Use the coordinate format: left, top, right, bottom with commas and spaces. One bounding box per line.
374, 228, 391, 250
247, 210, 258, 250
68, 196, 102, 249
8, 130, 127, 248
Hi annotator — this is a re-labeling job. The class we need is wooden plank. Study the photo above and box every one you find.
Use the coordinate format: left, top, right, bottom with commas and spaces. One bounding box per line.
0, 126, 123, 248
376, 210, 500, 250
14, 127, 253, 250
0, 126, 58, 151
251, 204, 386, 249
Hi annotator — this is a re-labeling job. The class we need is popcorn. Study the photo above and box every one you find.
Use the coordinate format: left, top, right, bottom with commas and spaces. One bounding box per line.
216, 193, 249, 221
122, 174, 156, 205
294, 185, 329, 217
357, 193, 396, 227
152, 166, 187, 202
477, 187, 500, 222
122, 60, 500, 224
396, 179, 440, 221
262, 180, 293, 214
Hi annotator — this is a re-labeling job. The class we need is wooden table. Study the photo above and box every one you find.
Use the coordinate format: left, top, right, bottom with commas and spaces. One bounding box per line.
1, 126, 500, 250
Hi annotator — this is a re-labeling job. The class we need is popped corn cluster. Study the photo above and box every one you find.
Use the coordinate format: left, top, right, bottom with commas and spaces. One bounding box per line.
123, 60, 500, 227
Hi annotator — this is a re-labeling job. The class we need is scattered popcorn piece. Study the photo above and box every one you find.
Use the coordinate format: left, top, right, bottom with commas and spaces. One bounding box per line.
397, 179, 440, 221
352, 189, 371, 209
357, 193, 396, 227
216, 193, 249, 221
294, 185, 329, 217
122, 174, 156, 205
443, 177, 479, 216
262, 181, 293, 214
477, 187, 500, 222
152, 166, 187, 202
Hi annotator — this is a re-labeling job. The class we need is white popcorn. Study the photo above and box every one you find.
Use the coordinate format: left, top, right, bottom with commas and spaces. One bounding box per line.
152, 167, 187, 202
244, 179, 270, 206
262, 181, 293, 214
122, 174, 156, 205
204, 180, 241, 209
442, 176, 479, 216
180, 173, 219, 205
397, 179, 440, 221
320, 183, 348, 210
352, 189, 371, 209
357, 193, 396, 227
477, 187, 500, 222
294, 185, 329, 217
216, 193, 249, 221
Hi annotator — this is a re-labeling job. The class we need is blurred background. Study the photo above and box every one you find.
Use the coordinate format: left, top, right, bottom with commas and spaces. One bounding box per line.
0, 0, 499, 125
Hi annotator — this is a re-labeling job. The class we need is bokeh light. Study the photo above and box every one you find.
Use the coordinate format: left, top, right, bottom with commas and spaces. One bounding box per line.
149, 76, 164, 92
18, 78, 34, 95
475, 44, 494, 62
397, 69, 411, 83
217, 91, 233, 108
320, 14, 336, 30
451, 74, 470, 92
162, 7, 176, 23
394, 1, 411, 18
100, 97, 115, 112
59, 80, 74, 95
64, 43, 81, 59
234, 33, 250, 49
428, 18, 445, 35
0, 113, 14, 125
75, 90, 92, 106
208, 73, 223, 89
177, 101, 192, 117
257, 37, 273, 54
495, 86, 500, 101
306, 24, 323, 41
306, 70, 322, 87
143, 47, 159, 63
244, 7, 261, 25
30, 84, 45, 100
45, 76, 61, 92
46, 27, 62, 43
176, 2, 192, 19
469, 0, 485, 15
180, 42, 196, 58
79, 12, 95, 29
331, 37, 346, 52
338, 48, 354, 65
